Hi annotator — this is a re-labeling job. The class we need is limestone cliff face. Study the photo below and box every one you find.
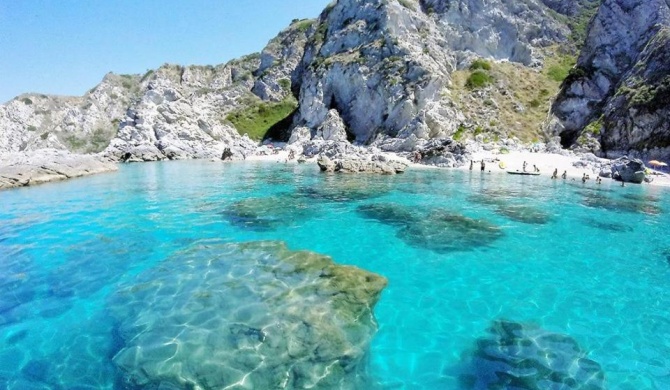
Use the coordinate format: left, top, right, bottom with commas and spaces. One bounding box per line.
0, 21, 312, 160
289, 0, 567, 150
548, 0, 670, 159
106, 60, 259, 161
0, 74, 140, 154
602, 27, 670, 160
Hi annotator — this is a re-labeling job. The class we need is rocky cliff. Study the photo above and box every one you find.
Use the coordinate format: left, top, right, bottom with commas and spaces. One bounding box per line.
548, 0, 670, 161
4, 0, 666, 163
288, 0, 569, 152
0, 20, 313, 161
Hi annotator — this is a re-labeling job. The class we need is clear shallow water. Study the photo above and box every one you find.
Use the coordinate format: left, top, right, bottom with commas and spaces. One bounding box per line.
1, 160, 670, 389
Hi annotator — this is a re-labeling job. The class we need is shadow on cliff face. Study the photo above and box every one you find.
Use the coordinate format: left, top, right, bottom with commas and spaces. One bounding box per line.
449, 319, 606, 390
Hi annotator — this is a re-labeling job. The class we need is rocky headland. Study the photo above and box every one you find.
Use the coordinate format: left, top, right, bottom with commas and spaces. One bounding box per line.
0, 150, 116, 190
1, 0, 668, 186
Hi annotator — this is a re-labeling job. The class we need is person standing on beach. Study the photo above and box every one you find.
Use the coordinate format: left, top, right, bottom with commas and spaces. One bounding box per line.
481, 160, 485, 172
523, 161, 527, 172
562, 171, 567, 179
551, 168, 558, 179
470, 160, 473, 170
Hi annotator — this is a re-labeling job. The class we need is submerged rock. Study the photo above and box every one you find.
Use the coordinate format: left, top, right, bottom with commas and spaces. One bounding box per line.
494, 204, 552, 225
297, 176, 392, 202
399, 210, 504, 253
581, 217, 634, 233
357, 203, 416, 226
469, 195, 552, 224
582, 193, 662, 215
109, 240, 387, 389
221, 196, 313, 231
461, 320, 606, 389
357, 203, 504, 253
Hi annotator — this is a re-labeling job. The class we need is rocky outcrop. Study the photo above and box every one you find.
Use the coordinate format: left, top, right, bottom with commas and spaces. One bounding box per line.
108, 240, 387, 389
104, 62, 259, 161
0, 150, 117, 190
462, 320, 606, 389
601, 27, 670, 161
0, 74, 140, 154
317, 154, 407, 174
548, 0, 670, 161
0, 20, 313, 163
610, 156, 647, 183
288, 0, 568, 147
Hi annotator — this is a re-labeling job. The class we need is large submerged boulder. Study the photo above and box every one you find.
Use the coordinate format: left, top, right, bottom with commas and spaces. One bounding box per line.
357, 204, 504, 253
108, 240, 387, 390
461, 320, 606, 389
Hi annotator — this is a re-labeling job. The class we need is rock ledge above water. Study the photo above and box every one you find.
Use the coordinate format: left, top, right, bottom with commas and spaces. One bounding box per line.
0, 149, 117, 190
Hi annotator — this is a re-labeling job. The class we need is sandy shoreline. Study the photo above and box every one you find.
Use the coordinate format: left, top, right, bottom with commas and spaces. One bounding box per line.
243, 148, 670, 188
461, 150, 670, 187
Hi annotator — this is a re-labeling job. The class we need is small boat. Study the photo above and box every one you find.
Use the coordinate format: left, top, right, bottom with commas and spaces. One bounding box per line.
507, 171, 541, 176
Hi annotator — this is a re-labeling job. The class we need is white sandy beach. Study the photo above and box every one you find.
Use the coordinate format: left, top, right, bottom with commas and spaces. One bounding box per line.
241, 147, 670, 187
461, 150, 670, 187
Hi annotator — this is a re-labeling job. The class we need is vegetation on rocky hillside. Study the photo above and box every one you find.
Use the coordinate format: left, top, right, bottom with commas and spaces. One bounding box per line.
226, 96, 298, 141
451, 47, 576, 142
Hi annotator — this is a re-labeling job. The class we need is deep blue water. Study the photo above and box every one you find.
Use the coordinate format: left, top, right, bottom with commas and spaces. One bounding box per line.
1, 160, 670, 389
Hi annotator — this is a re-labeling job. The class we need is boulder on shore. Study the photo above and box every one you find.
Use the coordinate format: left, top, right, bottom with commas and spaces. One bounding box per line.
317, 154, 407, 174
611, 156, 646, 183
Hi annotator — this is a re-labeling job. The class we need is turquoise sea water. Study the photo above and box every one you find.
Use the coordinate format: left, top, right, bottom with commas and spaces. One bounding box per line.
1, 160, 670, 389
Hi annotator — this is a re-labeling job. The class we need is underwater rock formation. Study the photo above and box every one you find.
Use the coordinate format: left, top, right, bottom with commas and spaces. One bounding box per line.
581, 193, 662, 215
357, 203, 416, 226
462, 319, 606, 389
358, 204, 503, 253
399, 210, 503, 253
297, 175, 392, 202
468, 194, 552, 225
108, 240, 387, 389
221, 196, 313, 231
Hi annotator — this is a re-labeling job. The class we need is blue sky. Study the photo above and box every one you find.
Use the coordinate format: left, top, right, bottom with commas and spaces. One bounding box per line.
0, 0, 331, 103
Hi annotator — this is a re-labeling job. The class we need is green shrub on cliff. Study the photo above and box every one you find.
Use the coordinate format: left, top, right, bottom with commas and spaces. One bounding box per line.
226, 97, 298, 141
469, 59, 492, 71
584, 117, 602, 135
398, 0, 416, 11
466, 70, 493, 89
